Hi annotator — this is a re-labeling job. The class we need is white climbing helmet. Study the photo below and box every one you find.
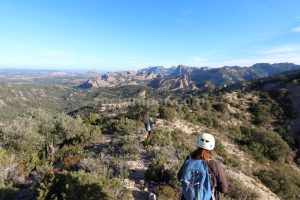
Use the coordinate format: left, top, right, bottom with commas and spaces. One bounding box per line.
197, 133, 215, 151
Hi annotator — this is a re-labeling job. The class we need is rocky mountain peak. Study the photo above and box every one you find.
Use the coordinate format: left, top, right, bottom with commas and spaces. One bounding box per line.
79, 63, 300, 91
78, 77, 110, 89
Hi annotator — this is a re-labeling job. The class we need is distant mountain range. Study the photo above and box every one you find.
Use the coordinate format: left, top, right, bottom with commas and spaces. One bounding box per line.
79, 63, 300, 91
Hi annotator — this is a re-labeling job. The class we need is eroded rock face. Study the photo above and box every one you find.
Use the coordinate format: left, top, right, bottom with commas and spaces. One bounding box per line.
78, 77, 110, 89
0, 98, 7, 107
78, 70, 159, 89
148, 75, 198, 91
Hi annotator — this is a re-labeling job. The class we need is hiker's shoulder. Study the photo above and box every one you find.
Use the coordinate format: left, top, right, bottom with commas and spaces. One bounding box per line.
208, 159, 223, 169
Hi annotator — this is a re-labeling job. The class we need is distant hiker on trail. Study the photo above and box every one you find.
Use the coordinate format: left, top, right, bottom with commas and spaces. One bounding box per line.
144, 117, 155, 135
177, 133, 228, 200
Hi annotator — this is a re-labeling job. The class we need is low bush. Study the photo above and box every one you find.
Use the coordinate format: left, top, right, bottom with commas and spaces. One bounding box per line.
101, 117, 142, 135
145, 156, 180, 189
214, 140, 240, 167
145, 159, 171, 184
232, 113, 246, 121
239, 126, 289, 162
224, 154, 240, 168
249, 93, 283, 126
212, 102, 227, 112
269, 88, 295, 119
255, 166, 300, 200
154, 185, 176, 200
198, 114, 214, 127
84, 112, 100, 125
109, 136, 140, 160
143, 129, 194, 160
202, 101, 211, 111
214, 139, 227, 158
34, 171, 131, 200
0, 109, 100, 172
79, 157, 130, 180
184, 112, 198, 124
224, 177, 259, 200
159, 106, 177, 121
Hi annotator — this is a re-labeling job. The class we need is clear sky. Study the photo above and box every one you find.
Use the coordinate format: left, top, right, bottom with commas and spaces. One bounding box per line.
0, 0, 300, 71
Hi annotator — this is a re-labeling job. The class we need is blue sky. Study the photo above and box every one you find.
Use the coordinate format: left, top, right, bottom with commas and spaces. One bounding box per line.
0, 0, 300, 71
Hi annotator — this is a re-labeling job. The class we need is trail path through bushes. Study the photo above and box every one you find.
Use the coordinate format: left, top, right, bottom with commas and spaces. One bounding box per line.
94, 133, 152, 200
125, 148, 151, 200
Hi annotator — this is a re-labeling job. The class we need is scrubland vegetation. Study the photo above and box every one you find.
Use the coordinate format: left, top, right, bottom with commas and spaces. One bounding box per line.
0, 83, 299, 200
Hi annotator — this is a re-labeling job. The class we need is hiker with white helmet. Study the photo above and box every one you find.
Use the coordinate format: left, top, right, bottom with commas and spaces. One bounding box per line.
177, 133, 228, 200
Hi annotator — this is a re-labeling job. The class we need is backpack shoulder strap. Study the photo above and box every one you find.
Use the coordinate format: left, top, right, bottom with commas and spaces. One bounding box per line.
208, 160, 217, 200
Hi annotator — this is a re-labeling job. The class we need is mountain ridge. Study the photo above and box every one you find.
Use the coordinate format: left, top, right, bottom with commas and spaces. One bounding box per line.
78, 63, 300, 90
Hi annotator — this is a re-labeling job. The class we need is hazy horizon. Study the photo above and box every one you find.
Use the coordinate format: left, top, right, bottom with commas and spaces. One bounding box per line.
1, 61, 300, 73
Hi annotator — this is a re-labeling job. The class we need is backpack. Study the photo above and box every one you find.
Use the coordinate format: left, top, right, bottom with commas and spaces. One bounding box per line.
146, 121, 152, 132
180, 156, 212, 200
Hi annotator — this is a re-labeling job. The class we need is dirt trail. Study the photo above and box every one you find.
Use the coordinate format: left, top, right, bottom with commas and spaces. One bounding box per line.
88, 133, 152, 199
124, 148, 151, 200
156, 118, 201, 134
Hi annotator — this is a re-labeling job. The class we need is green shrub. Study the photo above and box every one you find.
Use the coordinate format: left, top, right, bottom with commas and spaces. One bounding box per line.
145, 156, 180, 190
224, 154, 240, 168
126, 104, 149, 121
269, 88, 295, 119
184, 112, 198, 124
159, 106, 176, 121
249, 93, 284, 126
34, 172, 108, 200
79, 157, 130, 180
109, 136, 140, 160
212, 103, 227, 112
154, 185, 176, 200
255, 167, 300, 200
232, 113, 246, 120
85, 112, 99, 125
253, 114, 272, 126
145, 159, 171, 184
34, 171, 131, 200
224, 177, 259, 200
198, 114, 213, 127
214, 140, 240, 167
211, 115, 223, 129
239, 127, 289, 162
143, 129, 173, 147
0, 109, 100, 172
202, 101, 211, 111
102, 117, 142, 135
143, 129, 194, 161
226, 125, 242, 141
214, 139, 227, 158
